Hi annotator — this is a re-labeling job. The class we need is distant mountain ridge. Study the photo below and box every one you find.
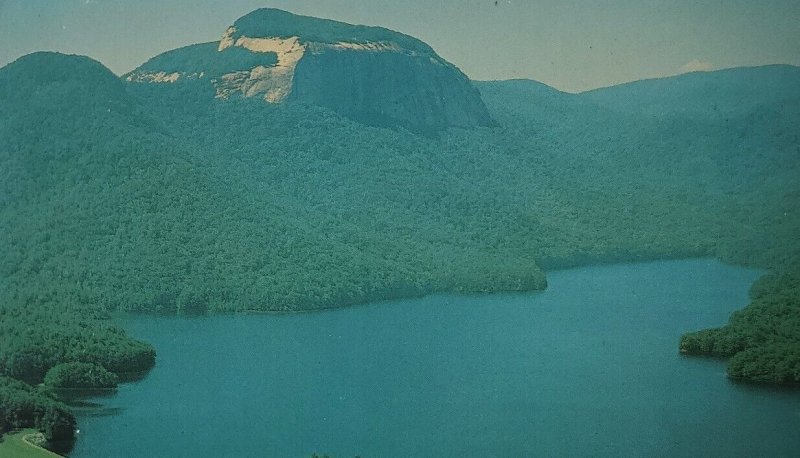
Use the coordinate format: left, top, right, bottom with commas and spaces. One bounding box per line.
581, 64, 800, 119
125, 8, 492, 133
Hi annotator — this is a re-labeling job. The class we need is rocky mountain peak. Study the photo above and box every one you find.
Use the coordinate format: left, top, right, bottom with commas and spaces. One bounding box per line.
125, 9, 493, 133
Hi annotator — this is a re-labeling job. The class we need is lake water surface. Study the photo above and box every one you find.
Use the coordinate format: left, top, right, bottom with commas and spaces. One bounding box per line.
69, 260, 800, 457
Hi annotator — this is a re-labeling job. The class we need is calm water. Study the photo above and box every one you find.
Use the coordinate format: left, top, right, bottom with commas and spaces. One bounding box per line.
69, 260, 800, 457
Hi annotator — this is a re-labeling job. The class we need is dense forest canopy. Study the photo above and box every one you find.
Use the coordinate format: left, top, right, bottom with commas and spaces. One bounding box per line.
0, 45, 798, 444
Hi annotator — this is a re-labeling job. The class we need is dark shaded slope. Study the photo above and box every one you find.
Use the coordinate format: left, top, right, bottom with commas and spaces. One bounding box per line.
290, 47, 491, 132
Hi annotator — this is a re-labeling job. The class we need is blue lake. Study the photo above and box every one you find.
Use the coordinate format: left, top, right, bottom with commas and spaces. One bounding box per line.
69, 259, 800, 457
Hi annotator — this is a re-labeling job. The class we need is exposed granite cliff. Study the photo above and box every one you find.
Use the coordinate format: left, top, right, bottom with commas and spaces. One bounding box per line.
124, 8, 493, 133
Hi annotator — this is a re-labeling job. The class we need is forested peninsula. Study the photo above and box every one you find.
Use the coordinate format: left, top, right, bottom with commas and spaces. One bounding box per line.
1, 8, 799, 448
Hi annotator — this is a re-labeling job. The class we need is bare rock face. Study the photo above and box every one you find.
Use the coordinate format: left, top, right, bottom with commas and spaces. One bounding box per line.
125, 8, 493, 133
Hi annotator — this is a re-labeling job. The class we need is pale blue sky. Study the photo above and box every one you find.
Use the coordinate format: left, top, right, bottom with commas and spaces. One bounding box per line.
1, 0, 798, 92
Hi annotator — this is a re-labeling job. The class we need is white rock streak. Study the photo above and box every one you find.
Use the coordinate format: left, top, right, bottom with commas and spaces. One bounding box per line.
328, 41, 401, 52
217, 29, 307, 102
125, 71, 181, 83
132, 26, 413, 103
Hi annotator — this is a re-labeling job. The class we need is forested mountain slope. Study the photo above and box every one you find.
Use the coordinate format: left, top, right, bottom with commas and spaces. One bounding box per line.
0, 47, 798, 448
576, 65, 800, 383
478, 68, 800, 383
581, 65, 800, 121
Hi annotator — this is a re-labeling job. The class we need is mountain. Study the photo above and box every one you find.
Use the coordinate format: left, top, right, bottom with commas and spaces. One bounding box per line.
0, 52, 160, 441
0, 51, 139, 137
581, 64, 800, 120
1, 12, 799, 444
125, 8, 492, 133
0, 51, 130, 105
0, 48, 550, 404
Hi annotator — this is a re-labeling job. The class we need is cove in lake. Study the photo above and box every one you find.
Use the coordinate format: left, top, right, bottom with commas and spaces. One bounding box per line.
69, 260, 800, 457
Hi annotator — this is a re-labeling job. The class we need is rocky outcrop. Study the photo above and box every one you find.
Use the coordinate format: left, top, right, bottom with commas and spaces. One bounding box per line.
290, 40, 491, 131
124, 8, 493, 133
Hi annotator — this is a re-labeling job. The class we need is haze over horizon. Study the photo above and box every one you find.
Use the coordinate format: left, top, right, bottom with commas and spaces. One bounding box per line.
1, 0, 799, 93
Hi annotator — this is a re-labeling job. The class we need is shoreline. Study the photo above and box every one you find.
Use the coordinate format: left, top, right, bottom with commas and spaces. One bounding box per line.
126, 256, 733, 319
68, 258, 799, 456
22, 432, 63, 457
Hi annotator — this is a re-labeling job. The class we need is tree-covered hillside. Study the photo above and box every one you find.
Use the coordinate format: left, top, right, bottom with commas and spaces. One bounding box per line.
480, 72, 800, 382
1, 52, 551, 442
0, 52, 798, 444
559, 68, 800, 382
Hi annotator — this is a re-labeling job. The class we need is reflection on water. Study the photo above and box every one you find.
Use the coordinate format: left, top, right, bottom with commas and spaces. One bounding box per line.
116, 370, 153, 384
56, 389, 117, 402
71, 407, 126, 418
59, 391, 126, 418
